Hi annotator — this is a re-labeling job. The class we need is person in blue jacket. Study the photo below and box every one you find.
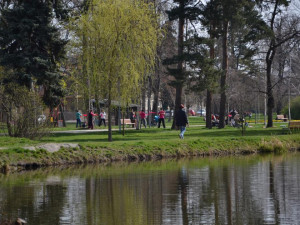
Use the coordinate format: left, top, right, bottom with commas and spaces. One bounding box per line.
76, 110, 82, 128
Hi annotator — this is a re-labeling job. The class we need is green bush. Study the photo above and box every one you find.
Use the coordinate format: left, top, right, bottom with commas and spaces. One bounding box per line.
0, 84, 51, 139
282, 96, 300, 120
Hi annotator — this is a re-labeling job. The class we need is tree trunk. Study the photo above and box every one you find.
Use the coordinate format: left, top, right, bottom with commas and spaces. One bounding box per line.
172, 84, 183, 129
152, 58, 160, 113
206, 90, 212, 129
265, 0, 279, 128
206, 23, 215, 129
108, 81, 112, 142
141, 79, 146, 110
219, 20, 229, 129
152, 83, 159, 113
6, 105, 12, 137
171, 0, 185, 129
266, 59, 274, 128
59, 103, 66, 127
148, 76, 152, 127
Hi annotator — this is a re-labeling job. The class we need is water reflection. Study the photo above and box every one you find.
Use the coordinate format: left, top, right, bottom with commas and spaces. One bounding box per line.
0, 153, 299, 225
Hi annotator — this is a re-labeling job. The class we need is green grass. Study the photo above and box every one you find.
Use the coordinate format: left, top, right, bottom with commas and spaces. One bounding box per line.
0, 136, 37, 148
0, 120, 294, 149
0, 119, 299, 169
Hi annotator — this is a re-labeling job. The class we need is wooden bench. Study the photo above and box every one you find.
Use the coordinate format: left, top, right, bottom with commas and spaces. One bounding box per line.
289, 121, 300, 130
120, 119, 135, 127
276, 115, 288, 122
282, 121, 300, 134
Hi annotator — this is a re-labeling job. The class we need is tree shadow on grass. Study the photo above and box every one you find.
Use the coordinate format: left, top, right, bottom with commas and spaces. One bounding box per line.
187, 128, 283, 138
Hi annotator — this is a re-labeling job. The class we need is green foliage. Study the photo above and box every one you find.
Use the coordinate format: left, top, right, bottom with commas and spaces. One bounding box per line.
201, 0, 269, 65
0, 84, 52, 139
72, 0, 160, 140
258, 138, 287, 154
0, 0, 67, 108
282, 96, 300, 120
164, 0, 200, 87
184, 36, 221, 92
73, 0, 159, 105
166, 0, 201, 21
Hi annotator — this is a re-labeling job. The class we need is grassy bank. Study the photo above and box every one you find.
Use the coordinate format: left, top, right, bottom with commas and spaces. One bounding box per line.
0, 119, 299, 172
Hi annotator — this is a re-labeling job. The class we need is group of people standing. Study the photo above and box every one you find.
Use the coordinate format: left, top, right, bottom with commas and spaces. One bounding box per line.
76, 109, 106, 130
129, 104, 189, 139
129, 108, 166, 129
75, 104, 189, 139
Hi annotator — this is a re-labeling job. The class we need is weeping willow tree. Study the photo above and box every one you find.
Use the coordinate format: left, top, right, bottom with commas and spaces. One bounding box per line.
75, 0, 159, 141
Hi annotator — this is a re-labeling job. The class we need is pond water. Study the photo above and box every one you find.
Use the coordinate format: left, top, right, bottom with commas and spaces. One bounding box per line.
0, 153, 299, 225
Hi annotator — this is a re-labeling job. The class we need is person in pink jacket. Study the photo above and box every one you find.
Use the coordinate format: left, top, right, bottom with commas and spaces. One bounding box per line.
139, 109, 147, 128
158, 108, 166, 128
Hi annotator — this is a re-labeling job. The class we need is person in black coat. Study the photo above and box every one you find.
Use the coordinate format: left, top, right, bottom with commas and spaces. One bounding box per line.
175, 104, 189, 139
88, 109, 95, 129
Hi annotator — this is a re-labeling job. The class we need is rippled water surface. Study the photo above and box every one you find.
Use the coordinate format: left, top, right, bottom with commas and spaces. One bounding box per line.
0, 153, 299, 225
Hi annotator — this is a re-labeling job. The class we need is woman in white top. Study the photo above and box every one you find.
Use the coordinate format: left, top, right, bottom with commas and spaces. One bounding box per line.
99, 110, 106, 127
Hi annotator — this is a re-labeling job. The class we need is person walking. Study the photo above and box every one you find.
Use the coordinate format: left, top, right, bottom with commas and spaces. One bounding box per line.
175, 104, 189, 139
88, 109, 96, 129
158, 108, 166, 128
76, 110, 82, 128
139, 109, 147, 128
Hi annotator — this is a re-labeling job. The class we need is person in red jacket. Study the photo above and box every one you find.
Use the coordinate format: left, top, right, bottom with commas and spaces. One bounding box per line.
158, 108, 166, 128
139, 109, 147, 128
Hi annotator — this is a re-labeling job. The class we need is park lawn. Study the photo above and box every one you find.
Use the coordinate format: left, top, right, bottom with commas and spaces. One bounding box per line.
43, 122, 295, 151
0, 120, 299, 169
0, 120, 291, 150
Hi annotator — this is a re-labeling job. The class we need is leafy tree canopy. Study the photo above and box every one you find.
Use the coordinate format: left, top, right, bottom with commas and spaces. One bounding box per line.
74, 0, 160, 141
0, 0, 67, 108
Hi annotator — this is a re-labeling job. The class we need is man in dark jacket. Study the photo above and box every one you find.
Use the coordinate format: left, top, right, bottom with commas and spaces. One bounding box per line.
175, 104, 189, 139
88, 109, 95, 129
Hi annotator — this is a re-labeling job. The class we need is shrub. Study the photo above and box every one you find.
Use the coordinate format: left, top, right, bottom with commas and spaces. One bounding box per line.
258, 138, 287, 153
282, 96, 300, 120
0, 84, 51, 139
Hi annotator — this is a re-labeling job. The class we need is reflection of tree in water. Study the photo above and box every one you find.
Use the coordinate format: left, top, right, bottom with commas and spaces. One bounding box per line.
209, 167, 219, 224
223, 166, 232, 225
33, 184, 67, 224
84, 173, 165, 225
161, 159, 290, 225
178, 168, 189, 225
0, 179, 67, 224
269, 161, 280, 224
1, 155, 299, 224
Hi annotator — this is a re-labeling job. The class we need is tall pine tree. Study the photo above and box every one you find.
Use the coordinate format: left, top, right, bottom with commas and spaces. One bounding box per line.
201, 0, 268, 128
0, 0, 67, 110
165, 0, 200, 129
